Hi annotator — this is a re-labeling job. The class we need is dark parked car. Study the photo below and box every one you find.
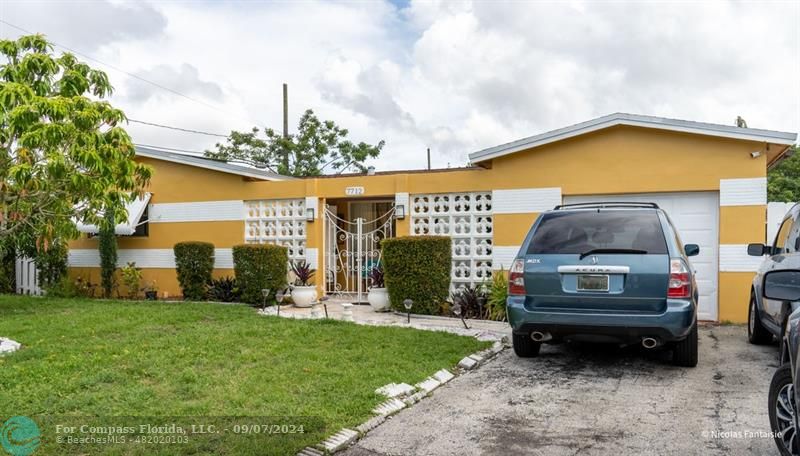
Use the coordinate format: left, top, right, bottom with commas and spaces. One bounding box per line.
764, 270, 800, 456
747, 203, 800, 346
506, 202, 700, 367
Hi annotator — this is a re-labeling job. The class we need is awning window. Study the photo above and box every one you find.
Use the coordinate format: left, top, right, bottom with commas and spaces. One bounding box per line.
76, 193, 152, 236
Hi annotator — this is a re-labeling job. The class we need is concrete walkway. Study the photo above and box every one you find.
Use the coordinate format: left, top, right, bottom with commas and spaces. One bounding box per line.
259, 301, 510, 342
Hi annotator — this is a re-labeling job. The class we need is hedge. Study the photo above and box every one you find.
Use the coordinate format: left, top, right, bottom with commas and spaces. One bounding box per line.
382, 236, 452, 315
36, 242, 68, 289
174, 242, 215, 301
232, 244, 289, 305
0, 246, 15, 294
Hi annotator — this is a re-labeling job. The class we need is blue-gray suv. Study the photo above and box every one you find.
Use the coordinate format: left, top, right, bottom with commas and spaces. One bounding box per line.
506, 202, 700, 367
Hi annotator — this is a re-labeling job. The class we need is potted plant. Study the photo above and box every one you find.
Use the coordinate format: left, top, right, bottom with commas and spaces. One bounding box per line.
290, 261, 317, 307
143, 281, 158, 301
367, 265, 390, 311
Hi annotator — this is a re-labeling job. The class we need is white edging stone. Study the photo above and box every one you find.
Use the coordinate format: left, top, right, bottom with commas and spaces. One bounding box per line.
0, 337, 21, 355
319, 428, 358, 453
297, 447, 324, 456
355, 415, 386, 435
375, 382, 415, 398
433, 369, 455, 383
415, 377, 441, 394
373, 398, 406, 416
458, 356, 478, 370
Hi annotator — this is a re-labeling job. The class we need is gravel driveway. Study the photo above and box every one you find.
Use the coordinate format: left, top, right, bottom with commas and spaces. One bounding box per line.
344, 325, 779, 456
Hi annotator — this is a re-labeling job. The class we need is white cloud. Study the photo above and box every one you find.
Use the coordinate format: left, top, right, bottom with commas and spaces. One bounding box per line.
0, 0, 797, 171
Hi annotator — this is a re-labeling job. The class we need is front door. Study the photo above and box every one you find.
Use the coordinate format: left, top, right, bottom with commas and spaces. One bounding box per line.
324, 201, 395, 302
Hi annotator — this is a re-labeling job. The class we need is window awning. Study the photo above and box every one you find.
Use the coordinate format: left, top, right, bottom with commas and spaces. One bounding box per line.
76, 193, 152, 236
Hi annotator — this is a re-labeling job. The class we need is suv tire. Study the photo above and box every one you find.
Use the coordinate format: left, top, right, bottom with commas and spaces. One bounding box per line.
672, 322, 698, 367
768, 364, 798, 456
513, 333, 541, 358
749, 292, 773, 345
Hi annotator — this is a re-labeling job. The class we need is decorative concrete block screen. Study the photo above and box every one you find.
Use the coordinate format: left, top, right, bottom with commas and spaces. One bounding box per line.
244, 199, 307, 262
411, 192, 493, 289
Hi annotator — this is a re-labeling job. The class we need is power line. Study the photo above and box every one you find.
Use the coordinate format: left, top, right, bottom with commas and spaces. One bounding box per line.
133, 143, 208, 156
128, 119, 228, 138
0, 19, 252, 122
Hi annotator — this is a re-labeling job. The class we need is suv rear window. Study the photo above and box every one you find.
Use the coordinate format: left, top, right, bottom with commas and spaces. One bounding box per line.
527, 210, 668, 255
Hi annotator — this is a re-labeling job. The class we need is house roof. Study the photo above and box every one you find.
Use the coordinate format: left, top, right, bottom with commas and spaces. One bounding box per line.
468, 113, 798, 163
135, 146, 294, 181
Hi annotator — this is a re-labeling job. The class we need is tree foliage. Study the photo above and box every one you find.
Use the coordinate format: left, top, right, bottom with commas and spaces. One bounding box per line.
0, 34, 151, 257
205, 109, 384, 177
769, 145, 800, 202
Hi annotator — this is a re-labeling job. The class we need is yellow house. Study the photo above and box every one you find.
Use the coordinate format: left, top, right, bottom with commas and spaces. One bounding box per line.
67, 113, 797, 323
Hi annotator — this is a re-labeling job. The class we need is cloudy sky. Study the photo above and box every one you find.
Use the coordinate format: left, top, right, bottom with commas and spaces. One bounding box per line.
1, 0, 798, 171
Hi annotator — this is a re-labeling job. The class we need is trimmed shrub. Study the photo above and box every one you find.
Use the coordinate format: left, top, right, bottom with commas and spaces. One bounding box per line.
99, 213, 118, 298
36, 242, 68, 289
382, 236, 451, 315
174, 241, 215, 301
232, 244, 288, 305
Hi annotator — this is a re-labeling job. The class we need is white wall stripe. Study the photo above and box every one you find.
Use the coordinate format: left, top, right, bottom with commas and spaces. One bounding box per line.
305, 248, 319, 270
149, 200, 245, 223
719, 178, 767, 206
719, 244, 765, 272
304, 197, 318, 220
69, 249, 235, 269
492, 246, 521, 270
492, 188, 561, 214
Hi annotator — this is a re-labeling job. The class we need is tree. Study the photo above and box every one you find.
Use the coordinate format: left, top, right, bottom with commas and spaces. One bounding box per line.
768, 145, 800, 202
0, 35, 151, 257
205, 109, 384, 177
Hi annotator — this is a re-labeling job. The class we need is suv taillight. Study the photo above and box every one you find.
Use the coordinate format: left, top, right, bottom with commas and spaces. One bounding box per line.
668, 258, 691, 298
509, 259, 526, 295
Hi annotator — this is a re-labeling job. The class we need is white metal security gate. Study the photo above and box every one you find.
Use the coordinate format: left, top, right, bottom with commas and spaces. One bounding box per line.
325, 206, 394, 303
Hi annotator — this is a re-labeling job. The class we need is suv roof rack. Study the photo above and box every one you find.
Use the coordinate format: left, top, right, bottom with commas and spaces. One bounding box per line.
553, 202, 660, 210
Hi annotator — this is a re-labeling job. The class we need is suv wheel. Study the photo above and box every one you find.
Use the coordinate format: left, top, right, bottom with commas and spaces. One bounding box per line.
749, 292, 773, 345
672, 322, 698, 367
769, 364, 798, 456
513, 333, 541, 358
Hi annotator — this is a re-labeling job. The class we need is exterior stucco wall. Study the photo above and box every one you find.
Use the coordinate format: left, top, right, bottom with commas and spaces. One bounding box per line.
66, 126, 777, 320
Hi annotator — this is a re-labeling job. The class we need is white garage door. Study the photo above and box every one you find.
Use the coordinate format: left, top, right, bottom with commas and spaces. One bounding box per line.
564, 192, 719, 321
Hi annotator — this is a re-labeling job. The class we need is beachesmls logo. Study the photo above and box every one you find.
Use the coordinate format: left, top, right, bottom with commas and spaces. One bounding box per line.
0, 416, 40, 456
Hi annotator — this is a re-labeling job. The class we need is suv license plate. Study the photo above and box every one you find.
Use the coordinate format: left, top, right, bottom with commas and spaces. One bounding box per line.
577, 274, 609, 291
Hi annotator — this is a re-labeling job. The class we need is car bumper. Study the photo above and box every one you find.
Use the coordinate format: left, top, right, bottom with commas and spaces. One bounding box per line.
506, 297, 696, 343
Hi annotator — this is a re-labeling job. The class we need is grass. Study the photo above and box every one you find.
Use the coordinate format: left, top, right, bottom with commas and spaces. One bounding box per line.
0, 296, 489, 455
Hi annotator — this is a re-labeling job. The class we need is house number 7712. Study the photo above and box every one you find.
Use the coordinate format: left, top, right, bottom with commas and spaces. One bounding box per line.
345, 187, 365, 196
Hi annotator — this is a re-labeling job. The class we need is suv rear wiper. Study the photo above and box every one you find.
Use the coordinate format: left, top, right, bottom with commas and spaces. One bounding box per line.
578, 248, 648, 259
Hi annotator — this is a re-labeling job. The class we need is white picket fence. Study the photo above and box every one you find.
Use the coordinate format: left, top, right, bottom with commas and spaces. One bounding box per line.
767, 202, 798, 244
14, 257, 41, 295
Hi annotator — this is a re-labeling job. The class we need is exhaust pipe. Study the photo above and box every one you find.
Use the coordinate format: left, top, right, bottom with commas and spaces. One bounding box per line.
642, 337, 659, 349
531, 331, 552, 342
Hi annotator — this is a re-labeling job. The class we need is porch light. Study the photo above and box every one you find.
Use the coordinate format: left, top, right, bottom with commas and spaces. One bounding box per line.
306, 207, 316, 222
395, 204, 406, 220
403, 299, 413, 324
452, 302, 470, 330
276, 289, 286, 317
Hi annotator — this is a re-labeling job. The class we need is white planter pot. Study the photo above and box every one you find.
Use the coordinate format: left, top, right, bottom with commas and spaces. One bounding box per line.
292, 286, 318, 308
367, 288, 390, 312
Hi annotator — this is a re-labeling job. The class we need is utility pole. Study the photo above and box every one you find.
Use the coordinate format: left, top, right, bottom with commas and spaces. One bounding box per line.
282, 83, 290, 172
427, 147, 431, 170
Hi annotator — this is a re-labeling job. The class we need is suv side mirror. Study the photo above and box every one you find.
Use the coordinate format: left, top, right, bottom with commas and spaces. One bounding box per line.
764, 270, 800, 301
684, 244, 700, 257
747, 243, 771, 256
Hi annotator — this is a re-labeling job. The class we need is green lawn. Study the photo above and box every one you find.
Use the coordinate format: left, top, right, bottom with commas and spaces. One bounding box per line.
0, 296, 488, 455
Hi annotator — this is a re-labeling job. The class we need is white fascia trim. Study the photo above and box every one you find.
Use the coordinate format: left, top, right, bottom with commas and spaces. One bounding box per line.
492, 246, 521, 270
69, 248, 234, 269
469, 113, 798, 163
719, 244, 765, 272
76, 193, 152, 236
135, 147, 293, 181
149, 200, 245, 223
492, 188, 562, 214
719, 178, 767, 206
